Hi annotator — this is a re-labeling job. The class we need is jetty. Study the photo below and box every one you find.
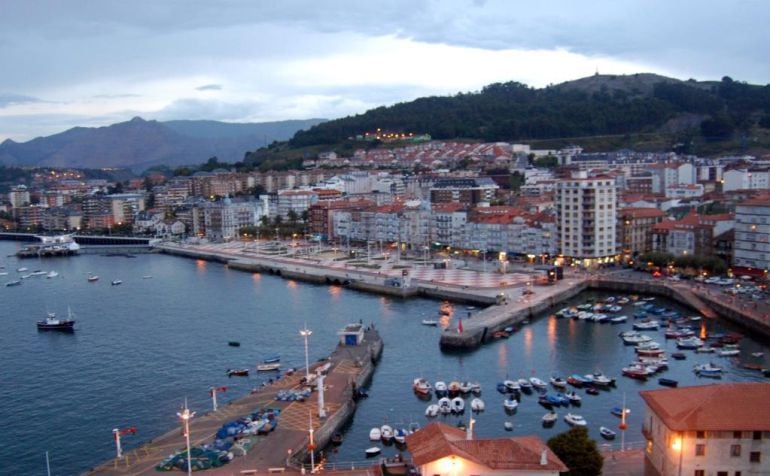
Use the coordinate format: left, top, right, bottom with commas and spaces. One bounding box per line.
86, 326, 383, 475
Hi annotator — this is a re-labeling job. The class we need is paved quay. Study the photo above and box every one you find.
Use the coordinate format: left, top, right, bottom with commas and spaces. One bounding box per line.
86, 328, 383, 475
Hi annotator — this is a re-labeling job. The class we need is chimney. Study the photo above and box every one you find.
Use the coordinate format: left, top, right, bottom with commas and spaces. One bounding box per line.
540, 449, 547, 466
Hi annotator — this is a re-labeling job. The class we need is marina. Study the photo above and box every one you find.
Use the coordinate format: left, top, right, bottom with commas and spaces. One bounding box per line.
2, 240, 770, 474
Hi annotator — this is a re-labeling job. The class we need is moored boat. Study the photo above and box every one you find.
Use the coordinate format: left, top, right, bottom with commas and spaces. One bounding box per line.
550, 376, 567, 389
470, 398, 485, 412
564, 413, 587, 426
503, 397, 518, 412
365, 447, 381, 457
450, 397, 465, 413
256, 363, 281, 372
369, 427, 381, 441
421, 319, 439, 326
658, 378, 679, 387
437, 397, 452, 414
413, 378, 432, 396
5, 280, 21, 287
425, 404, 439, 417
87, 275, 99, 282
111, 279, 123, 286
610, 407, 630, 418
542, 411, 557, 426
600, 426, 617, 440
226, 368, 249, 377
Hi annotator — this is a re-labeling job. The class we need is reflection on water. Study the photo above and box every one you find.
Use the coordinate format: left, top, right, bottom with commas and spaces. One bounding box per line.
522, 327, 534, 357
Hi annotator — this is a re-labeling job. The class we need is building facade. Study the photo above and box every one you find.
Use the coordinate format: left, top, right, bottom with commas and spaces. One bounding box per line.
733, 195, 770, 271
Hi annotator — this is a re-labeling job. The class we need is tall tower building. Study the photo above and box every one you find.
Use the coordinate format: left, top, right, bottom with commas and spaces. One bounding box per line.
555, 171, 617, 265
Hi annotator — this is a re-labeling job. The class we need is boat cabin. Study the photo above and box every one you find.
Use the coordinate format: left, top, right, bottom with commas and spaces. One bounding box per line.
338, 323, 365, 346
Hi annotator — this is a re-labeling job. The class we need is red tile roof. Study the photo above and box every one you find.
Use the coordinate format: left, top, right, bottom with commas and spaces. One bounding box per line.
640, 383, 770, 431
619, 207, 666, 219
405, 422, 567, 471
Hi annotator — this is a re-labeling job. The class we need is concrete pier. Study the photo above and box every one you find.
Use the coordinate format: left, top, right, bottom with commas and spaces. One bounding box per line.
86, 329, 383, 475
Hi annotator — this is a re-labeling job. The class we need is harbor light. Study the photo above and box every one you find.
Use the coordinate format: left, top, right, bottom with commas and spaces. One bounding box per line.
300, 325, 313, 383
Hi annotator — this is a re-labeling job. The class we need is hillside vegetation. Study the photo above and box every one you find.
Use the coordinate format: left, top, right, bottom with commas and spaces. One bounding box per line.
288, 74, 770, 153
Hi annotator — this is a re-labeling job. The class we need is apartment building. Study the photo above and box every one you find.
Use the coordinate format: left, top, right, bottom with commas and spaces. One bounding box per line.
651, 211, 734, 257
733, 195, 770, 271
618, 207, 666, 261
555, 171, 618, 265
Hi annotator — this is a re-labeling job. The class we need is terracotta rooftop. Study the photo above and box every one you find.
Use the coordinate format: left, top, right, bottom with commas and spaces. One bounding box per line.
741, 195, 770, 207
640, 383, 770, 431
405, 422, 567, 472
619, 207, 666, 219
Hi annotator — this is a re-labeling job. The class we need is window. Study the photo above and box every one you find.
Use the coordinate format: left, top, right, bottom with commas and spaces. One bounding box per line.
697, 431, 706, 439
753, 431, 762, 440
694, 470, 704, 476
734, 431, 742, 439
695, 444, 706, 456
731, 445, 742, 457
718, 472, 728, 476
736, 472, 742, 476
750, 452, 761, 463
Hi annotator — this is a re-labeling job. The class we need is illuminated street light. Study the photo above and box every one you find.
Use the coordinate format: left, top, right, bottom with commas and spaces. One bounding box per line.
177, 400, 196, 476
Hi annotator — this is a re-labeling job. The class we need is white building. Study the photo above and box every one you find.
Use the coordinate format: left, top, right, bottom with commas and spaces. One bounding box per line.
665, 183, 704, 199
8, 185, 30, 208
723, 169, 770, 192
276, 190, 317, 219
733, 195, 770, 271
201, 199, 261, 242
555, 171, 618, 264
641, 383, 770, 476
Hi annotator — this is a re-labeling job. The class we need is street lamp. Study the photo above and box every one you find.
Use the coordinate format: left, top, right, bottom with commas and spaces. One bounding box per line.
177, 400, 196, 476
300, 325, 313, 383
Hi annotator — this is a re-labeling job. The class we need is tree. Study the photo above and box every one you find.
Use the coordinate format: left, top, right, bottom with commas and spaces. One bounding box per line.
547, 427, 603, 476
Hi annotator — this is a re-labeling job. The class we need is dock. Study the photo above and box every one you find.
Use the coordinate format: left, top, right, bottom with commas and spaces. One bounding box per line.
86, 327, 383, 475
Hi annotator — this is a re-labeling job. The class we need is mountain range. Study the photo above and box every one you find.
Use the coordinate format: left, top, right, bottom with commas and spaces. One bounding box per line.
0, 117, 325, 171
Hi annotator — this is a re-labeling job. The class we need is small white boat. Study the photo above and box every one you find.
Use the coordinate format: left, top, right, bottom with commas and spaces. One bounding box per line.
87, 275, 99, 282
365, 446, 381, 457
142, 275, 153, 279
394, 428, 407, 444
425, 404, 439, 417
542, 411, 558, 425
550, 376, 567, 389
437, 397, 452, 414
459, 381, 474, 393
256, 363, 281, 372
752, 352, 764, 358
450, 397, 465, 413
421, 319, 439, 326
564, 413, 587, 426
380, 425, 394, 442
503, 380, 520, 393
503, 421, 513, 431
369, 428, 382, 441
17, 267, 28, 272
564, 391, 582, 404
503, 398, 519, 411
413, 378, 432, 395
46, 271, 59, 278
600, 426, 617, 440
470, 398, 485, 412
720, 349, 740, 357
434, 381, 448, 396
111, 279, 123, 286
529, 377, 547, 389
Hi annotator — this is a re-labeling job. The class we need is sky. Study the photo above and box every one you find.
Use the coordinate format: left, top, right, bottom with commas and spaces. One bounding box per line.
1, 0, 768, 142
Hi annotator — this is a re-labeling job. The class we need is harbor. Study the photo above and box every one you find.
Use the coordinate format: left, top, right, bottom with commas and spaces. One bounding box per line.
3, 240, 770, 475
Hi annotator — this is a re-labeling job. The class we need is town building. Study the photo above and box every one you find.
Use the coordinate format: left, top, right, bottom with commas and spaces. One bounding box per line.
733, 195, 770, 273
651, 211, 734, 257
430, 177, 499, 205
618, 207, 666, 261
723, 168, 770, 192
555, 171, 618, 265
641, 383, 770, 476
8, 185, 30, 208
200, 199, 262, 242
405, 422, 567, 475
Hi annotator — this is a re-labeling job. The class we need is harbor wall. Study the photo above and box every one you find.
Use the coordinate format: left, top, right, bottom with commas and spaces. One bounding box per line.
697, 294, 770, 341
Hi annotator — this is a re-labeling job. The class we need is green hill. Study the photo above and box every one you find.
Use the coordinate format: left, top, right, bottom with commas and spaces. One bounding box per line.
287, 74, 770, 153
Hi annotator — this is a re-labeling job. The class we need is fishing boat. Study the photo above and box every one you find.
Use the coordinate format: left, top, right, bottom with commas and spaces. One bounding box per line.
369, 428, 382, 441
37, 308, 76, 331
600, 426, 617, 440
226, 368, 249, 377
111, 280, 123, 286
470, 398, 485, 412
676, 336, 704, 350
256, 363, 281, 372
542, 411, 557, 426
87, 275, 99, 282
586, 372, 616, 387
694, 363, 723, 378
421, 319, 439, 326
5, 280, 21, 287
425, 404, 439, 417
503, 398, 519, 412
564, 413, 587, 427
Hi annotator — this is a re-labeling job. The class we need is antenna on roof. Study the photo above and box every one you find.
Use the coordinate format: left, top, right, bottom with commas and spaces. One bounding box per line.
595, 65, 599, 76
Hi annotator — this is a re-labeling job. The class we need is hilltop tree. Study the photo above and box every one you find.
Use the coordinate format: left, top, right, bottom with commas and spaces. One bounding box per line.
547, 427, 603, 476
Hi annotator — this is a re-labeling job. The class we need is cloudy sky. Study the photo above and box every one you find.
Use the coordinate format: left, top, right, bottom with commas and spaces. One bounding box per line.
1, 0, 768, 142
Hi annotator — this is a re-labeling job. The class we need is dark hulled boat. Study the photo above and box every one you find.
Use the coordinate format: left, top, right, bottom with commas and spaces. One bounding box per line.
37, 310, 75, 332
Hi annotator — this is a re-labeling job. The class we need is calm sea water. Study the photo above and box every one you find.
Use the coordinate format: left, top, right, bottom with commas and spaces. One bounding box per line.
1, 241, 768, 474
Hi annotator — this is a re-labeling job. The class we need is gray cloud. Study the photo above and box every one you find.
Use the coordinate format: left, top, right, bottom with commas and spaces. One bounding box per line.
0, 93, 44, 108
195, 84, 223, 91
92, 93, 142, 99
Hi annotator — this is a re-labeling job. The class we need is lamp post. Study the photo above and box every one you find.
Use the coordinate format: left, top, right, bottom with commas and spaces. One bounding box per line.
300, 325, 312, 383
177, 400, 196, 476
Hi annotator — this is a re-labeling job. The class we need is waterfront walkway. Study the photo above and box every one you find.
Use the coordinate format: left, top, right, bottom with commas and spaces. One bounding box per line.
87, 329, 382, 475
